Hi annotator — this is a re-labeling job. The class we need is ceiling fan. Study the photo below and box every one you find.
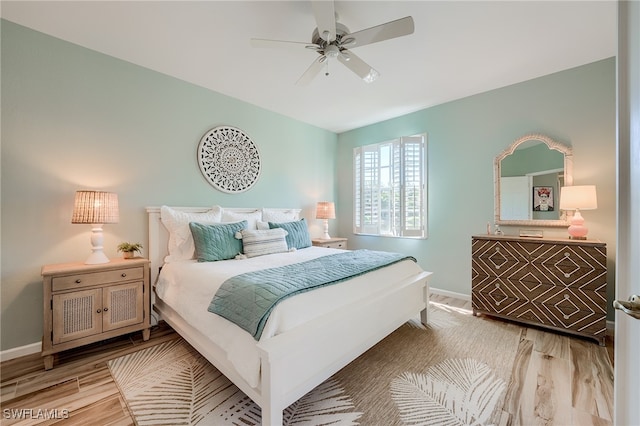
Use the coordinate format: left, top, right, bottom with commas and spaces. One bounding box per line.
250, 1, 415, 85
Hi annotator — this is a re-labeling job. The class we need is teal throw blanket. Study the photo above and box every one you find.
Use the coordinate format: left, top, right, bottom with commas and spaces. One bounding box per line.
208, 249, 416, 340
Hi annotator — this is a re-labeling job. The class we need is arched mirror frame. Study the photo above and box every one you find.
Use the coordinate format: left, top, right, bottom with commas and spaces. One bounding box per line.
495, 133, 573, 227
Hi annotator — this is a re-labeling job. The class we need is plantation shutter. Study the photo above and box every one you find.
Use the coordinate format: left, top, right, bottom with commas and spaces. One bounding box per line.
399, 135, 425, 237
354, 134, 426, 238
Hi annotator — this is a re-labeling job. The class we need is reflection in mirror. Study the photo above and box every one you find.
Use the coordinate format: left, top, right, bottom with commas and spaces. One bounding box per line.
495, 134, 573, 227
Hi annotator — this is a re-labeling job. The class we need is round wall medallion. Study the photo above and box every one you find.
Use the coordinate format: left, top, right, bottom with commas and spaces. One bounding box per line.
197, 126, 261, 193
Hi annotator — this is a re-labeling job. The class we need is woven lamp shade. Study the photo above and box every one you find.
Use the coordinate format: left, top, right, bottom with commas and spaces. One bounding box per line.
72, 191, 119, 224
316, 201, 336, 220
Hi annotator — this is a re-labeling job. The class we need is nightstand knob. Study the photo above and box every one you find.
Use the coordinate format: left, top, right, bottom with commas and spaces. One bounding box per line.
103, 307, 108, 312
97, 309, 102, 313
75, 279, 81, 284
121, 273, 126, 278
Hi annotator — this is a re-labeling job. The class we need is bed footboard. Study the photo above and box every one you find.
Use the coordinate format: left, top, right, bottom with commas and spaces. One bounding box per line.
257, 270, 431, 425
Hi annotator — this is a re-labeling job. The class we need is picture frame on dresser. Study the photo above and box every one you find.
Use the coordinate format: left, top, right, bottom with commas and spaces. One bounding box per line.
471, 235, 607, 345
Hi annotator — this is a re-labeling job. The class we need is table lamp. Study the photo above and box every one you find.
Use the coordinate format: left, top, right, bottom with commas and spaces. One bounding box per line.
72, 190, 119, 264
316, 201, 335, 240
559, 185, 597, 240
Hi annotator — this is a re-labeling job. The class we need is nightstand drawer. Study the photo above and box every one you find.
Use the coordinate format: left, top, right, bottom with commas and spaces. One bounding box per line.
312, 238, 348, 250
52, 266, 144, 292
317, 240, 347, 249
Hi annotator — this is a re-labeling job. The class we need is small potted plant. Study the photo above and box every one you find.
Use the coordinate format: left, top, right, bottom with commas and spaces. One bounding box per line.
117, 242, 143, 259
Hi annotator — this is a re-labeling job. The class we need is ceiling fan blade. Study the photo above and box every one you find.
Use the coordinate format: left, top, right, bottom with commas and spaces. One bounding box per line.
338, 51, 379, 83
341, 16, 414, 49
251, 38, 320, 50
311, 0, 336, 42
296, 56, 325, 86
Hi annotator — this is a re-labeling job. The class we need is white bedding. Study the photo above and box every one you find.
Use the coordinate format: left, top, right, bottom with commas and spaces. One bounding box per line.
155, 246, 423, 388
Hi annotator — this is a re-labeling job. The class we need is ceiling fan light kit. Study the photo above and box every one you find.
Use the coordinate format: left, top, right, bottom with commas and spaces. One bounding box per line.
251, 1, 414, 85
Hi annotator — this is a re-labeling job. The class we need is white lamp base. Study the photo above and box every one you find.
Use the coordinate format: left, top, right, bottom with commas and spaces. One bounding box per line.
567, 209, 589, 240
85, 224, 111, 264
321, 219, 331, 240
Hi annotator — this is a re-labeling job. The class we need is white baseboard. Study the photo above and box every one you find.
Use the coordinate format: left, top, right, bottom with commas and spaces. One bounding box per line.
1, 341, 41, 362
429, 287, 471, 301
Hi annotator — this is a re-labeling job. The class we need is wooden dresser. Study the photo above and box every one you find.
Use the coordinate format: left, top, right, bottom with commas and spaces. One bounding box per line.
471, 235, 607, 345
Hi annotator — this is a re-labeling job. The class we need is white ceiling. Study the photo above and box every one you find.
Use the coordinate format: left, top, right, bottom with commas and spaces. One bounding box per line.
1, 1, 617, 133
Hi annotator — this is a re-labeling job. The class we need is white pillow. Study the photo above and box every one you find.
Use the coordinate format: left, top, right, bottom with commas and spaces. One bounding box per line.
262, 208, 300, 223
237, 228, 289, 258
222, 209, 262, 230
160, 205, 222, 262
256, 221, 270, 230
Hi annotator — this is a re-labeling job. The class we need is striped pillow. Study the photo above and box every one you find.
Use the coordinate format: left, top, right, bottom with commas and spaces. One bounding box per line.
239, 228, 289, 258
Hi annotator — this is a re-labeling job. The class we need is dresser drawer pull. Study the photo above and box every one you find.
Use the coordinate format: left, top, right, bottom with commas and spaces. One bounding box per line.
103, 307, 108, 312
75, 279, 81, 284
121, 273, 127, 278
97, 309, 102, 313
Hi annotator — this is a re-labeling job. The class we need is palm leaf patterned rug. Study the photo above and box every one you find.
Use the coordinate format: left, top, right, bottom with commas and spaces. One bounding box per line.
108, 302, 521, 425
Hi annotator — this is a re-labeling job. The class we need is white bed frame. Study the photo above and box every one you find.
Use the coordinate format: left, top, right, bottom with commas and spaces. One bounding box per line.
146, 206, 432, 425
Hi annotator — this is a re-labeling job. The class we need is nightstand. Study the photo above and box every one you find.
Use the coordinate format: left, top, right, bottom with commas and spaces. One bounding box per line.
312, 237, 348, 250
41, 257, 151, 370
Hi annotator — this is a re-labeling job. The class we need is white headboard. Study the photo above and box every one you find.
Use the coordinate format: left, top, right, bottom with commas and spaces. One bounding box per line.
145, 206, 302, 285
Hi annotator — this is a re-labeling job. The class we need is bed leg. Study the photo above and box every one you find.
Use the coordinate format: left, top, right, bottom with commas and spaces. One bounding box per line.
420, 277, 430, 326
262, 406, 283, 426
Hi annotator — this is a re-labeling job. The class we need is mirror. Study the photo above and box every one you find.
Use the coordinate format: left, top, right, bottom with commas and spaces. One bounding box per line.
495, 134, 573, 227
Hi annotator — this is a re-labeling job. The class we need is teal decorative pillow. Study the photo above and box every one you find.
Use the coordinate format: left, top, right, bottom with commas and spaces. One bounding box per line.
189, 221, 248, 262
269, 218, 312, 250
237, 228, 289, 258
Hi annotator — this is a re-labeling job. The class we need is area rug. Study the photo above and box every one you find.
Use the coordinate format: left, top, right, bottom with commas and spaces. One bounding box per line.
108, 302, 522, 425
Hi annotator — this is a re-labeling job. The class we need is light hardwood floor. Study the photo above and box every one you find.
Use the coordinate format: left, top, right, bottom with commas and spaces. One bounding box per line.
1, 295, 614, 426
430, 294, 614, 426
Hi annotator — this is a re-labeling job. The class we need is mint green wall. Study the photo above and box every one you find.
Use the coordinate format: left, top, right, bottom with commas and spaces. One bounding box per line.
1, 21, 337, 351
337, 58, 616, 318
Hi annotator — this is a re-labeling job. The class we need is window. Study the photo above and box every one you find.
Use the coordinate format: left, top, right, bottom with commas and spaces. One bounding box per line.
353, 134, 427, 238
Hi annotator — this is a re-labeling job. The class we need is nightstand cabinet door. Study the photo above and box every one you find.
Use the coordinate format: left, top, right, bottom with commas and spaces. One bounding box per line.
52, 288, 102, 344
102, 281, 144, 332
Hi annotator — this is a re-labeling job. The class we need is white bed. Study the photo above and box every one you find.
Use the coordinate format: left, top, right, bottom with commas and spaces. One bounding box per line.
147, 206, 432, 425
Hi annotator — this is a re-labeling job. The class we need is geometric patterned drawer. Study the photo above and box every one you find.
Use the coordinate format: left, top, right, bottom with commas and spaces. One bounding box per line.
472, 236, 607, 345
529, 244, 606, 290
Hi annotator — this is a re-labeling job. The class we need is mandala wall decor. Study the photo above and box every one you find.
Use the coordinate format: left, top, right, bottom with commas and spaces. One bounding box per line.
197, 126, 261, 193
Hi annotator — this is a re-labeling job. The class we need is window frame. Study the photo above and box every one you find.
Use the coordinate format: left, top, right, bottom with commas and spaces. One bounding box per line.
353, 133, 427, 239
